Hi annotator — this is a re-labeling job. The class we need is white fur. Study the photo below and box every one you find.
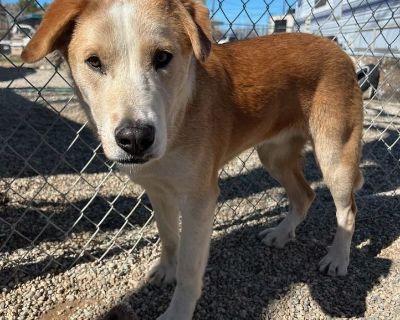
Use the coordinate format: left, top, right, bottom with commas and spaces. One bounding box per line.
107, 2, 168, 160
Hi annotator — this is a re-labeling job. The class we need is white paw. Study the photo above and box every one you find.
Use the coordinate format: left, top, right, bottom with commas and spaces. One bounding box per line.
156, 313, 170, 320
147, 259, 176, 285
156, 308, 191, 320
319, 246, 349, 276
258, 220, 296, 248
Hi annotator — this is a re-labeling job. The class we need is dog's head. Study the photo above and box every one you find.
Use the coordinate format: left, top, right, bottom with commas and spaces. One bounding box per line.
22, 0, 212, 165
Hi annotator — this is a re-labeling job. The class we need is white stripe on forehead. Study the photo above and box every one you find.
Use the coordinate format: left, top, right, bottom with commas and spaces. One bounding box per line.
107, 1, 166, 46
108, 2, 138, 53
107, 1, 148, 86
107, 1, 169, 71
106, 1, 164, 115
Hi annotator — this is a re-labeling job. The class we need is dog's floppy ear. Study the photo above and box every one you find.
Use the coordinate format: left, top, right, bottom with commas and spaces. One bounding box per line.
21, 0, 88, 63
176, 0, 212, 62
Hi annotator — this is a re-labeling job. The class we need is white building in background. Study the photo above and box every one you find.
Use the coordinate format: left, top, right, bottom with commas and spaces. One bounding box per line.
267, 11, 296, 34
295, 0, 400, 57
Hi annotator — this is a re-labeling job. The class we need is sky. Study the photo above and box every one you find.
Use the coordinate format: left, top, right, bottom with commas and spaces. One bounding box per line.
3, 0, 294, 33
207, 0, 290, 25
205, 0, 295, 36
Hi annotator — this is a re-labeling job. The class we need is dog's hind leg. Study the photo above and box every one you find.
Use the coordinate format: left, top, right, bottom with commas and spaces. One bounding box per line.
257, 133, 315, 248
311, 89, 363, 276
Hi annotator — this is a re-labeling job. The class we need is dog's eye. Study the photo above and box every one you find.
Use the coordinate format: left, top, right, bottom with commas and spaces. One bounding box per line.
153, 51, 173, 70
85, 55, 103, 72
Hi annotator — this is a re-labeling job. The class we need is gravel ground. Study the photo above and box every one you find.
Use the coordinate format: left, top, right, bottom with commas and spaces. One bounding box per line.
0, 64, 399, 320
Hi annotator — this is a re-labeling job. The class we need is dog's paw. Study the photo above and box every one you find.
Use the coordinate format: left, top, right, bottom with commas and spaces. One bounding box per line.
156, 313, 166, 320
147, 259, 176, 285
156, 307, 191, 320
156, 312, 172, 320
319, 247, 349, 276
258, 222, 296, 248
157, 313, 177, 320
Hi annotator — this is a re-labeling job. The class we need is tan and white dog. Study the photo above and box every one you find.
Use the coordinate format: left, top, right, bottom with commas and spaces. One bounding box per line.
22, 0, 364, 318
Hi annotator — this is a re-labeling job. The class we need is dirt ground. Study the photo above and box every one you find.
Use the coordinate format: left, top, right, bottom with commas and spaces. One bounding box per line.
0, 62, 399, 320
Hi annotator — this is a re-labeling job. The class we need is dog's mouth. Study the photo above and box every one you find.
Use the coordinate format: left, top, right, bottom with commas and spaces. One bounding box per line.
115, 156, 150, 165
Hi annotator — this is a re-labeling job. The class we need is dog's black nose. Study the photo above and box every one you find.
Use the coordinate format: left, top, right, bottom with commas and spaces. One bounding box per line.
115, 123, 155, 156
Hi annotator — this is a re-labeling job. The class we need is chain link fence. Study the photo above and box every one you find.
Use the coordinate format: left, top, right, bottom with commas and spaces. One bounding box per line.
0, 0, 399, 318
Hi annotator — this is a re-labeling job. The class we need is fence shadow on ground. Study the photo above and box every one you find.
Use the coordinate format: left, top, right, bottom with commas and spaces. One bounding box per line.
0, 89, 107, 178
0, 66, 36, 82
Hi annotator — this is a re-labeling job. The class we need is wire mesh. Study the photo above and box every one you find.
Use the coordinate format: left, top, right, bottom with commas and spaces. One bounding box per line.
0, 0, 399, 316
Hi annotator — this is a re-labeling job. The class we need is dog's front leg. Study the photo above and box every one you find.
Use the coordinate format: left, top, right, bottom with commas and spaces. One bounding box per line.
158, 187, 218, 320
146, 188, 180, 285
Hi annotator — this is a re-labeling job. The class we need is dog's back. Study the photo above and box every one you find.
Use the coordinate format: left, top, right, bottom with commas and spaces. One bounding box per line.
192, 33, 362, 167
210, 33, 360, 119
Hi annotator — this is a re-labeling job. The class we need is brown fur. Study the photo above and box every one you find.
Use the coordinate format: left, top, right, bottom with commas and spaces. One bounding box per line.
21, 0, 89, 62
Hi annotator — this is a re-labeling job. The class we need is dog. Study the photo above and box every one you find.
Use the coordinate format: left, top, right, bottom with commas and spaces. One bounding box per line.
21, 0, 364, 319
